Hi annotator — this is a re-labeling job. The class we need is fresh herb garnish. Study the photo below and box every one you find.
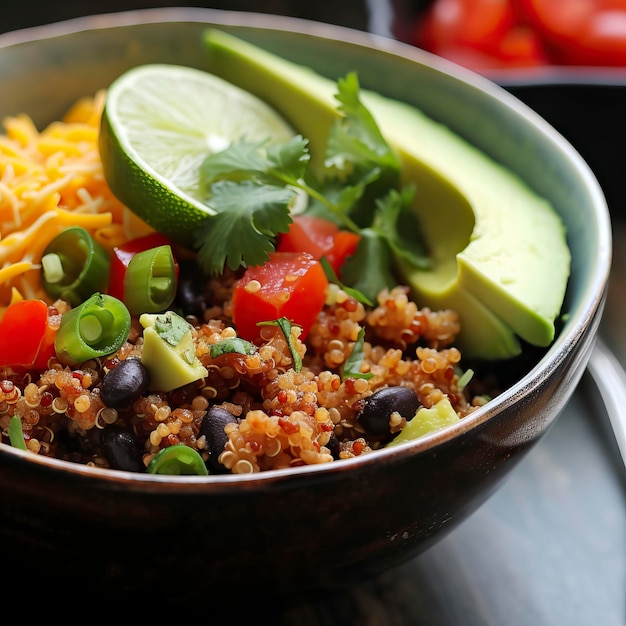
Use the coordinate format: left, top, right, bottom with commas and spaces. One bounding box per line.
319, 256, 373, 307
151, 311, 196, 364
210, 337, 257, 358
258, 317, 302, 372
341, 327, 373, 380
153, 311, 190, 343
194, 71, 430, 301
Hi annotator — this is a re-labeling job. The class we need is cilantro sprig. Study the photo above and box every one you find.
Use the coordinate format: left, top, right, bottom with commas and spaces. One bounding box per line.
341, 327, 373, 381
194, 72, 430, 302
258, 317, 302, 372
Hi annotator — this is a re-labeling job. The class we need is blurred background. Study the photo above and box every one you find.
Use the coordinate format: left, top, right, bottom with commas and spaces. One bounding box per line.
3, 0, 370, 34
389, 0, 626, 72
6, 1, 626, 72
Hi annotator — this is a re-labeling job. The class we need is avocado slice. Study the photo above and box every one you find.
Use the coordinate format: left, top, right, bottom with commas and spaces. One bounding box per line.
203, 30, 570, 359
139, 311, 208, 391
387, 397, 461, 446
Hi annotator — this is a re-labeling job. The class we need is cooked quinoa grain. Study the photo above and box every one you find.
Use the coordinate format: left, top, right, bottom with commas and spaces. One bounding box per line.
0, 94, 497, 475
0, 277, 491, 474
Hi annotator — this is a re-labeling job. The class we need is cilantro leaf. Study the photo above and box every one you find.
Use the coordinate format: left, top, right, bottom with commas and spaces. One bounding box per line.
200, 136, 310, 188
258, 317, 302, 372
210, 337, 257, 357
195, 180, 295, 273
195, 137, 314, 274
320, 256, 372, 307
341, 327, 373, 380
192, 70, 431, 290
324, 72, 402, 226
200, 140, 270, 184
371, 186, 431, 269
340, 228, 397, 303
265, 136, 310, 182
326, 73, 400, 174
153, 311, 192, 347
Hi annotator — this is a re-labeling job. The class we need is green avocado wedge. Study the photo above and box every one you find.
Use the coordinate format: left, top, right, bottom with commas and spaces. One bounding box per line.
203, 29, 571, 360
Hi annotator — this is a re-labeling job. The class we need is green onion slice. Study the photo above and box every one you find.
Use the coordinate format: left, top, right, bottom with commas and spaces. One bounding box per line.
147, 444, 208, 475
8, 416, 27, 451
123, 245, 177, 315
54, 292, 131, 365
40, 226, 111, 307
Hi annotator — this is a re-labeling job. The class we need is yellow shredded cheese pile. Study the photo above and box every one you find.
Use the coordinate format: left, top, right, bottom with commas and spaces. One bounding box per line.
0, 91, 147, 315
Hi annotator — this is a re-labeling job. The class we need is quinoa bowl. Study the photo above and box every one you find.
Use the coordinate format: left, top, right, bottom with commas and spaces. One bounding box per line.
0, 8, 611, 601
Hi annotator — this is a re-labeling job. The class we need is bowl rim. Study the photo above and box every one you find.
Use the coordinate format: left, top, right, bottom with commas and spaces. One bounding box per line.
0, 6, 613, 489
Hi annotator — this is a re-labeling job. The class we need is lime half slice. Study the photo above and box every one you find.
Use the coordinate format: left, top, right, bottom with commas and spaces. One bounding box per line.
99, 64, 295, 248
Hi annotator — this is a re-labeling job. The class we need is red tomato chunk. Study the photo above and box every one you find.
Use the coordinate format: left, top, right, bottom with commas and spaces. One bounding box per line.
0, 299, 59, 370
277, 214, 360, 276
232, 251, 329, 341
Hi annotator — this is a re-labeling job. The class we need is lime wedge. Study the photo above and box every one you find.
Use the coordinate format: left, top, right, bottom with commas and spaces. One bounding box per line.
99, 64, 295, 249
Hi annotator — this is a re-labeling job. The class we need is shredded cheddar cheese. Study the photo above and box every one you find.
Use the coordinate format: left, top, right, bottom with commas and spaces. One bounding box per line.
0, 91, 145, 315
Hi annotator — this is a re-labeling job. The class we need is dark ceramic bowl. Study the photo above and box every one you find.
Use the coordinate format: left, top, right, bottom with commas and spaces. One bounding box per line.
0, 8, 611, 602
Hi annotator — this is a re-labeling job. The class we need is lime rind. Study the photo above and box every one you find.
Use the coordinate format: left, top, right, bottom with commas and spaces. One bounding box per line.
99, 64, 295, 249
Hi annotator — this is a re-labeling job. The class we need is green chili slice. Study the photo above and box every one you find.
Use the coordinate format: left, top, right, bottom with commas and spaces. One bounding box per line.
54, 292, 131, 365
147, 444, 208, 476
41, 226, 110, 307
123, 245, 177, 315
8, 416, 27, 451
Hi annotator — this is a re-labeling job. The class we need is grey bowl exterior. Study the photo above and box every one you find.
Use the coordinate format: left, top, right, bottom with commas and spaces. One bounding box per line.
0, 9, 611, 599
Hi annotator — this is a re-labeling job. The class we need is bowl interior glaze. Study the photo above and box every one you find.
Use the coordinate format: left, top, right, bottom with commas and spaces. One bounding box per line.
0, 8, 612, 601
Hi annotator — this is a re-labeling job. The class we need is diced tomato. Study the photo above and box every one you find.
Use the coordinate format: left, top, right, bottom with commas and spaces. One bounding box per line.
108, 232, 178, 302
277, 215, 360, 275
0, 299, 59, 370
232, 251, 329, 341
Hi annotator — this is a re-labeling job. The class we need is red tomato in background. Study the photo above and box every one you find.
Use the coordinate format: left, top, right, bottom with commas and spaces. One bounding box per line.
412, 0, 626, 70
516, 0, 626, 66
277, 215, 360, 276
232, 251, 329, 342
494, 23, 548, 65
414, 0, 548, 69
416, 0, 517, 53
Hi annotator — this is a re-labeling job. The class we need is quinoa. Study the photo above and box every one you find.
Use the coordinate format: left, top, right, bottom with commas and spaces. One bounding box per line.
0, 93, 496, 475
0, 280, 490, 474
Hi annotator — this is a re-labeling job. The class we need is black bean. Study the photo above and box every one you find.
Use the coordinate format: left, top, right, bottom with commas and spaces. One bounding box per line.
101, 358, 150, 408
175, 259, 212, 320
355, 386, 420, 439
100, 428, 145, 473
199, 406, 238, 473
326, 432, 341, 460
